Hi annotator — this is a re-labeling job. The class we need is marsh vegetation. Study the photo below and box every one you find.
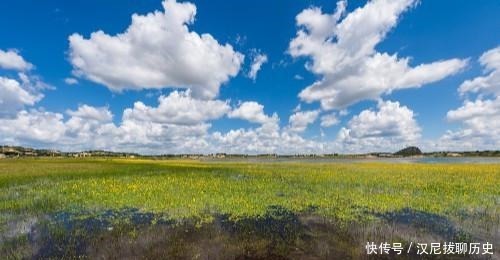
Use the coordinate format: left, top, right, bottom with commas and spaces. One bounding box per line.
0, 159, 498, 258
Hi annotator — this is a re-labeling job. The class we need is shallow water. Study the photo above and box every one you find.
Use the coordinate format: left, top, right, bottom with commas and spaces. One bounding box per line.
406, 156, 500, 164
204, 156, 500, 164
2, 207, 497, 259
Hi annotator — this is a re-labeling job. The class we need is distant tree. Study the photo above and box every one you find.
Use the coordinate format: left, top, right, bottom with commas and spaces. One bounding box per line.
394, 146, 422, 157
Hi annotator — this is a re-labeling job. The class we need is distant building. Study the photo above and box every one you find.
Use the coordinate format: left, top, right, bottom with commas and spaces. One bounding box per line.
24, 151, 37, 156
1, 147, 20, 157
215, 153, 226, 158
72, 152, 92, 158
80, 152, 92, 157
2, 147, 18, 153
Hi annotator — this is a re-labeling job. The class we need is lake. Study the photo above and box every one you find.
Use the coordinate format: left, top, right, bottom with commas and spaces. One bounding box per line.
204, 156, 500, 164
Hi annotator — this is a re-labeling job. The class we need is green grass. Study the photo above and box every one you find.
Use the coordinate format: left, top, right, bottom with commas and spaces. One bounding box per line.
1, 158, 498, 226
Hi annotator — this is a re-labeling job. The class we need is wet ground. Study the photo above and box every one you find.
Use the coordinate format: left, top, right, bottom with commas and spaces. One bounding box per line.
2, 206, 497, 259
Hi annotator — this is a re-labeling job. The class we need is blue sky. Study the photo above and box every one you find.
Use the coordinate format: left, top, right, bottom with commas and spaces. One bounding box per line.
0, 0, 499, 154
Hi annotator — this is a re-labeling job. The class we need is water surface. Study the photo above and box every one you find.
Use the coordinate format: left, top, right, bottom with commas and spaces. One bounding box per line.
204, 156, 500, 164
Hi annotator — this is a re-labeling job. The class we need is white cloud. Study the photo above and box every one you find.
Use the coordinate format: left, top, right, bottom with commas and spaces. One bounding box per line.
0, 49, 33, 71
447, 98, 500, 122
440, 46, 500, 150
0, 105, 117, 149
64, 106, 115, 144
294, 74, 304, 80
320, 113, 339, 128
0, 76, 43, 117
0, 87, 426, 154
337, 100, 421, 152
439, 98, 500, 150
0, 50, 52, 117
248, 52, 268, 81
289, 0, 467, 110
64, 77, 78, 85
0, 106, 214, 154
3, 99, 319, 155
211, 128, 322, 155
68, 0, 244, 99
123, 90, 230, 125
114, 119, 211, 153
0, 88, 236, 153
213, 103, 322, 154
458, 46, 500, 96
287, 109, 319, 133
338, 109, 349, 116
213, 103, 326, 154
0, 44, 323, 155
228, 101, 277, 125
67, 104, 113, 122
0, 97, 423, 154
445, 98, 500, 141
0, 110, 67, 144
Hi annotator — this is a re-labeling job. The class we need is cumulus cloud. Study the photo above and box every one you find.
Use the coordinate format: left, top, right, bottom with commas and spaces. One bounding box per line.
123, 90, 230, 125
0, 106, 116, 148
114, 119, 211, 153
289, 0, 467, 110
228, 101, 277, 125
0, 44, 326, 155
67, 104, 113, 122
458, 46, 500, 96
64, 105, 115, 144
440, 46, 500, 150
0, 96, 327, 154
0, 105, 214, 154
213, 103, 323, 154
0, 50, 47, 117
68, 0, 244, 98
0, 49, 33, 71
440, 102, 500, 150
287, 110, 320, 133
0, 110, 67, 144
211, 128, 323, 155
213, 102, 328, 154
0, 96, 424, 154
248, 52, 268, 81
337, 100, 421, 152
0, 76, 43, 117
320, 113, 339, 128
0, 88, 236, 153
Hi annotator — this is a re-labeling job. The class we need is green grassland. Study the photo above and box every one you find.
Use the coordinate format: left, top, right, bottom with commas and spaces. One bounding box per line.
0, 158, 499, 258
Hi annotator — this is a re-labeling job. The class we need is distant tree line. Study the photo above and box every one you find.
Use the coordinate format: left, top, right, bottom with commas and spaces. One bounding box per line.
1, 145, 499, 159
